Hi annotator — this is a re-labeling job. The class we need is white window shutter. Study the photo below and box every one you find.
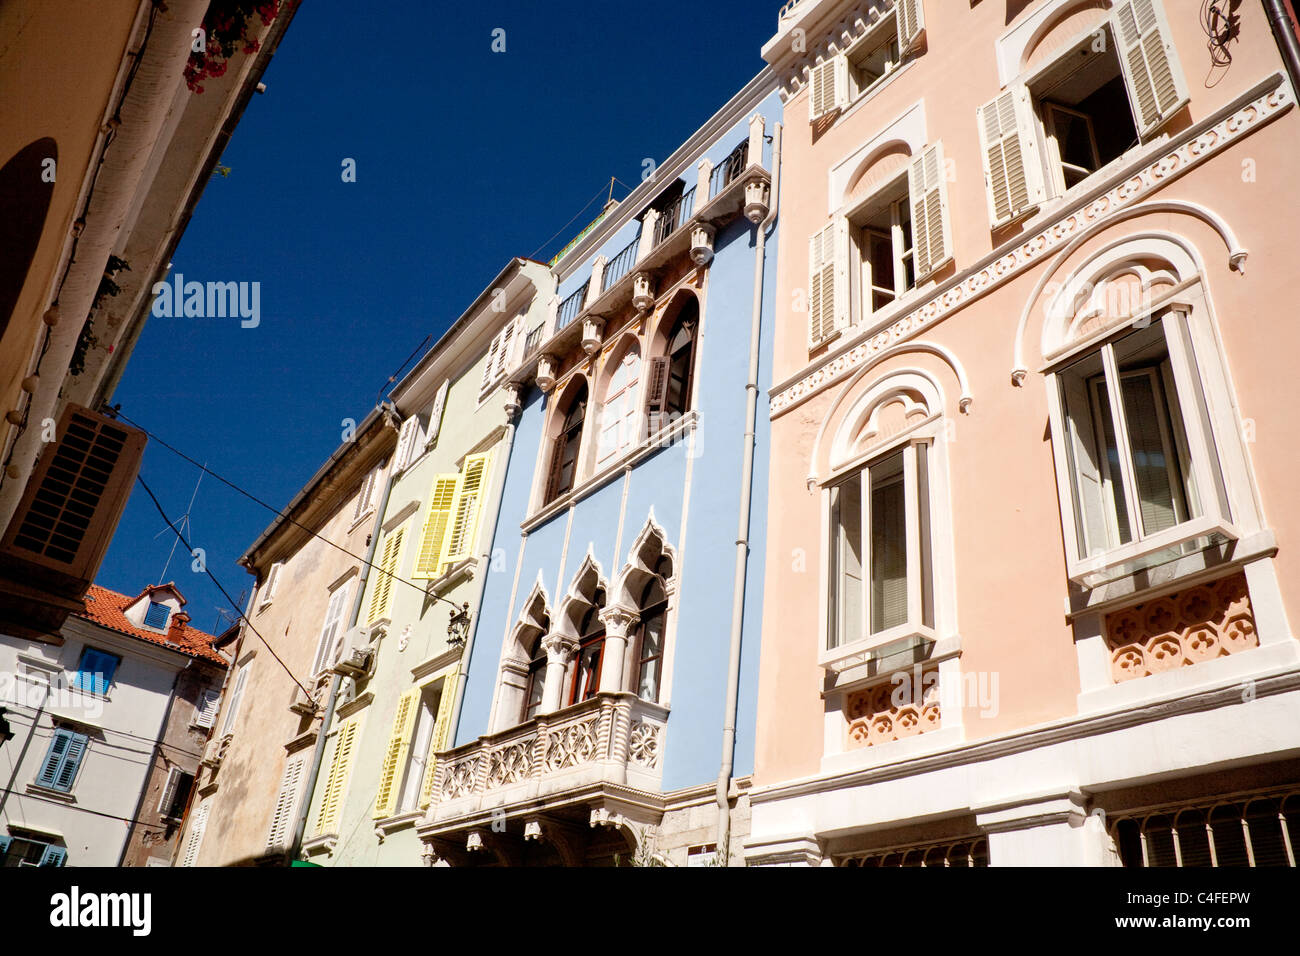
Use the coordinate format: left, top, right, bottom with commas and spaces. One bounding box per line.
643, 356, 670, 416
1112, 0, 1188, 139
481, 331, 501, 390
157, 767, 183, 815
809, 57, 845, 123
194, 688, 221, 729
181, 801, 209, 867
353, 468, 377, 520
976, 86, 1045, 228
394, 415, 421, 472
832, 217, 850, 332
808, 224, 836, 347
908, 142, 952, 280
898, 0, 924, 51
494, 319, 517, 380
425, 380, 449, 449
266, 756, 304, 850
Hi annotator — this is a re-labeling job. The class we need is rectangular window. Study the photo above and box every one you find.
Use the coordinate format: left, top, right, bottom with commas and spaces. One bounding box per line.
158, 768, 195, 820
399, 684, 442, 813
368, 527, 405, 624
316, 718, 360, 835
193, 688, 221, 729
266, 755, 306, 851
1050, 311, 1235, 586
0, 836, 67, 867
259, 561, 283, 609
852, 189, 914, 323
827, 443, 935, 658
36, 727, 89, 793
846, 14, 900, 100
72, 648, 120, 695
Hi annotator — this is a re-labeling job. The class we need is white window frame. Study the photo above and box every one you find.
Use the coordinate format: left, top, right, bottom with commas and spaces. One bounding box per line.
192, 687, 221, 730
845, 12, 902, 103
1046, 303, 1240, 589
258, 562, 283, 609
818, 375, 956, 672
850, 183, 915, 324
398, 683, 441, 814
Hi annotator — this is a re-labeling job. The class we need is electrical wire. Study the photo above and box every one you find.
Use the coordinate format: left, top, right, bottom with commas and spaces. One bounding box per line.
527, 179, 622, 261
134, 473, 314, 701
109, 407, 459, 608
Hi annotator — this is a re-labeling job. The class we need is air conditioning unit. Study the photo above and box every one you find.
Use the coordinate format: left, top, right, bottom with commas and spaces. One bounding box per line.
201, 733, 232, 769
331, 625, 372, 679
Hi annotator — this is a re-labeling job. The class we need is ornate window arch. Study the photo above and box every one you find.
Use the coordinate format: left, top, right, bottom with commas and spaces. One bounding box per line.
543, 375, 589, 505
1039, 235, 1261, 591
820, 369, 957, 671
596, 336, 642, 466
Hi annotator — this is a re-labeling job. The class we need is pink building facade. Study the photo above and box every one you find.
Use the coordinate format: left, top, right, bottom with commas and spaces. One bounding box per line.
747, 0, 1300, 866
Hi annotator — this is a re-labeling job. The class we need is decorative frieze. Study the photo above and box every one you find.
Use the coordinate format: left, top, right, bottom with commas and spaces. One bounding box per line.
769, 80, 1293, 418
845, 673, 941, 749
1104, 572, 1258, 683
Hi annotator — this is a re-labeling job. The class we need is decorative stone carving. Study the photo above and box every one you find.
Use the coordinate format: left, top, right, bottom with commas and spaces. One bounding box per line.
544, 716, 600, 770
845, 674, 941, 749
466, 830, 485, 852
598, 605, 640, 638
485, 740, 533, 788
689, 223, 716, 266
581, 316, 604, 355
1104, 572, 1257, 683
769, 82, 1293, 418
523, 819, 544, 842
632, 272, 655, 312
744, 179, 770, 224
628, 720, 662, 768
441, 755, 479, 800
535, 353, 559, 393
503, 383, 523, 421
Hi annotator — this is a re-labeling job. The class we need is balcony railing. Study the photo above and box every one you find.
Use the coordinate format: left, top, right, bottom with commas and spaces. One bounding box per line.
601, 237, 640, 293
522, 324, 545, 359
710, 141, 749, 198
428, 692, 669, 818
556, 280, 589, 331
652, 186, 696, 247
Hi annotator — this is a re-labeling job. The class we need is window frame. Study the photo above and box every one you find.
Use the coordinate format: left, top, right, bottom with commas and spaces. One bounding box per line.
545, 381, 589, 505
35, 726, 90, 793
1045, 305, 1239, 589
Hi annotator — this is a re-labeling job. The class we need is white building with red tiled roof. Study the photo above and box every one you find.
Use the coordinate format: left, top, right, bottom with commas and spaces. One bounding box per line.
0, 582, 228, 867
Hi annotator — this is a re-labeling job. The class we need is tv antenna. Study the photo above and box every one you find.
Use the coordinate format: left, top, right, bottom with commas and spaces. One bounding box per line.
155, 467, 204, 584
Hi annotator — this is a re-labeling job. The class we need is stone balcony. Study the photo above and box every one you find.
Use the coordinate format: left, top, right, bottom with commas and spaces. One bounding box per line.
417, 691, 670, 864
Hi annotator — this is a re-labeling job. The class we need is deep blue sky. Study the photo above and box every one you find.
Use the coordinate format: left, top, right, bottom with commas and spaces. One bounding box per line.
99, 0, 777, 634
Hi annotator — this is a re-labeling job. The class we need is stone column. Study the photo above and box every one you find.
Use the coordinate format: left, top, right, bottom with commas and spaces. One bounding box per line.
539, 634, 577, 715
598, 606, 640, 694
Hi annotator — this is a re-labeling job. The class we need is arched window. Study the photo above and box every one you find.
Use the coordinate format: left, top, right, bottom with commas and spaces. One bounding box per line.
633, 556, 671, 701
546, 381, 588, 504
522, 629, 548, 722
598, 344, 641, 465
569, 589, 606, 705
664, 299, 698, 417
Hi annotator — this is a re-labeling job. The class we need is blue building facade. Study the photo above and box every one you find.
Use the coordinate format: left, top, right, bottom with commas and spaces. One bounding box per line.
417, 72, 782, 866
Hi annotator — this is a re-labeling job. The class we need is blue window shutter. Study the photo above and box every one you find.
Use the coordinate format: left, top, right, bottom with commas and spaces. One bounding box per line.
144, 601, 171, 629
77, 649, 119, 694
39, 845, 68, 867
37, 728, 72, 787
0, 835, 11, 858
53, 732, 88, 792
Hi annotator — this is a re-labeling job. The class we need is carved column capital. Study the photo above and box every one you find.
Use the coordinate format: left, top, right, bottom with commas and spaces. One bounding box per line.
599, 605, 640, 638
541, 633, 579, 664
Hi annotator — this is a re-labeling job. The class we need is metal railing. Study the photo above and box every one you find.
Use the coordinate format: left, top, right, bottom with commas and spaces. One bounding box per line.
652, 185, 696, 247
601, 237, 640, 293
523, 325, 545, 358
710, 140, 750, 198
556, 280, 589, 331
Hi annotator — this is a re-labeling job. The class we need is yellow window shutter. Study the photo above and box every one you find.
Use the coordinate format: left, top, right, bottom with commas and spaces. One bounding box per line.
315, 718, 359, 835
368, 527, 405, 623
412, 475, 460, 579
438, 453, 492, 569
373, 688, 421, 819
1112, 0, 1188, 138
419, 666, 460, 809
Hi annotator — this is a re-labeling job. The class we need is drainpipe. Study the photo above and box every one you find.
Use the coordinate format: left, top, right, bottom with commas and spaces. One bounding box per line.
0, 0, 209, 529
716, 122, 782, 863
1263, 0, 1300, 93
288, 410, 400, 863
441, 390, 520, 749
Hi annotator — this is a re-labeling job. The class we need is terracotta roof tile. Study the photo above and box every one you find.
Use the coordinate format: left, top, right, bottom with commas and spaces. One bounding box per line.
75, 585, 228, 665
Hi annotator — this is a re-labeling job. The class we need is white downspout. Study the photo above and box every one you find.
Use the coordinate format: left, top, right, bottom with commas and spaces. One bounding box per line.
0, 0, 209, 529
716, 122, 781, 863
